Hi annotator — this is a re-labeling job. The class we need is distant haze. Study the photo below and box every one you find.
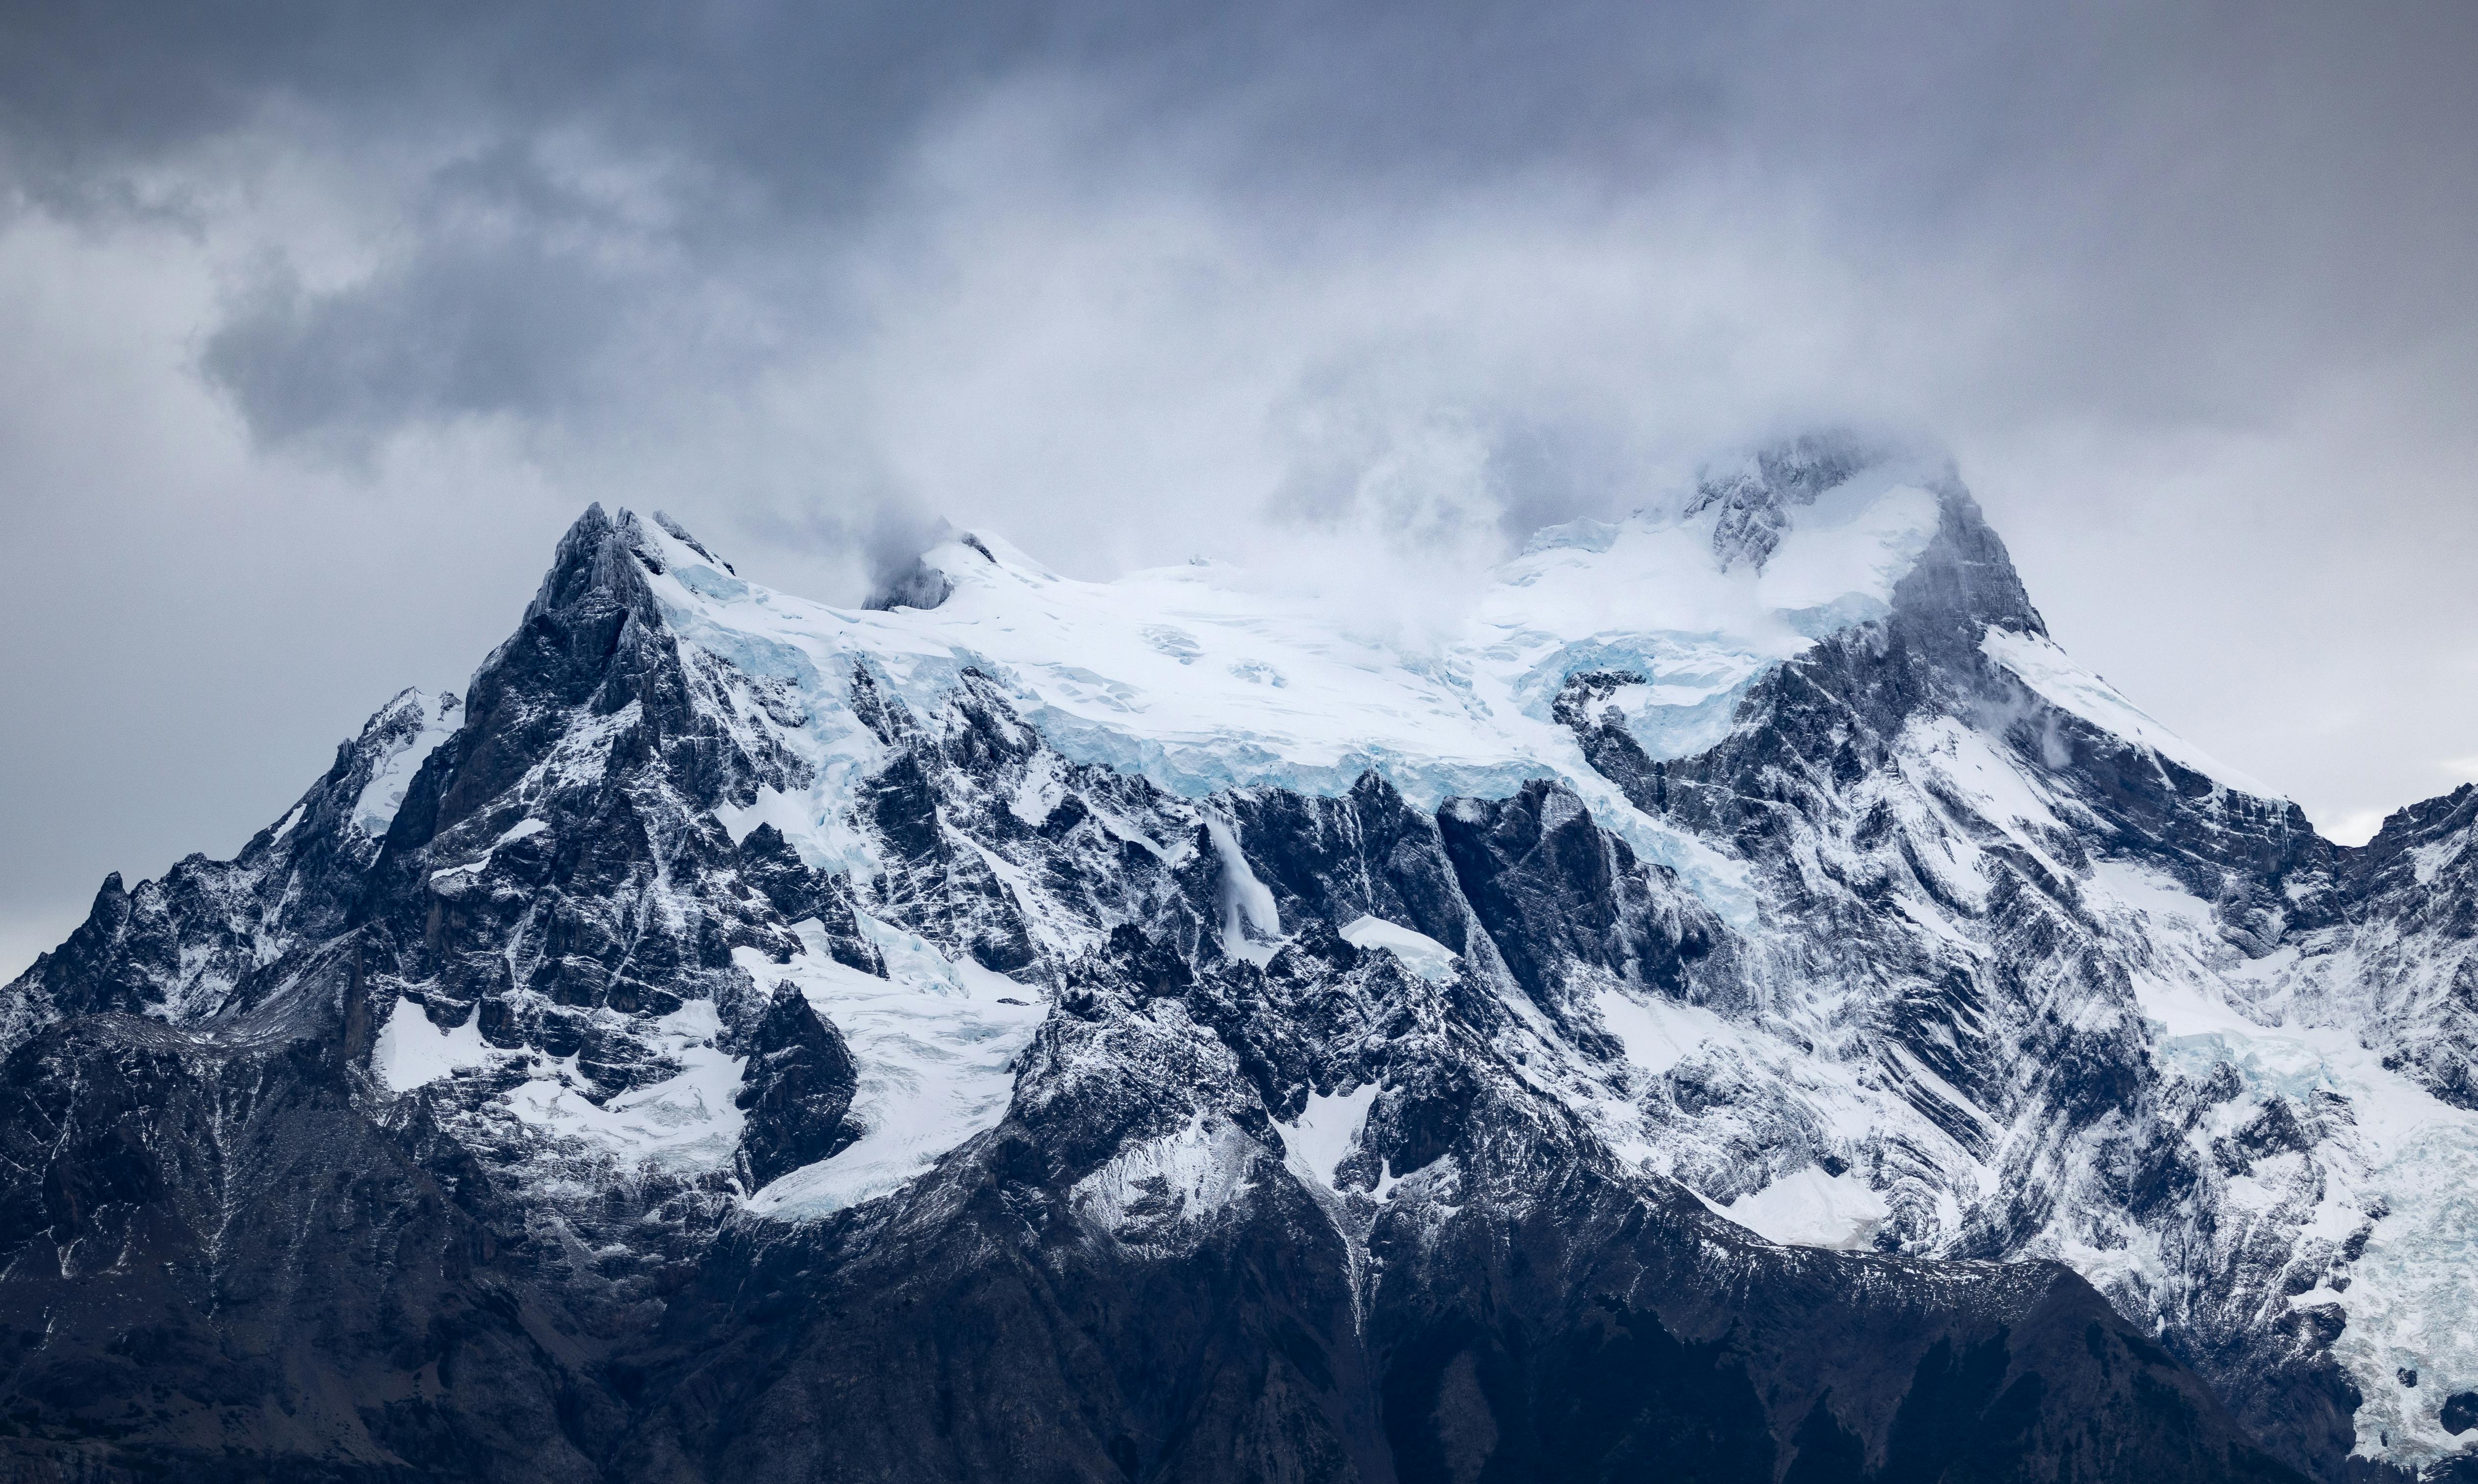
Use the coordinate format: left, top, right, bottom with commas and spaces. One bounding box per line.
4, 1, 2476, 975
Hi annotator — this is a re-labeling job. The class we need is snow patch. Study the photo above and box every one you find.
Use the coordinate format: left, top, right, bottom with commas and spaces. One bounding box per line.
1072, 1113, 1260, 1243
1338, 916, 1459, 981
1595, 987, 1732, 1076
427, 817, 552, 887
1206, 815, 1284, 965
2408, 834, 2466, 886
742, 918, 1046, 1219
371, 996, 490, 1092
498, 1000, 748, 1173
353, 691, 462, 835
1009, 754, 1067, 826
1714, 1165, 1892, 1250
715, 785, 823, 850
1280, 1082, 1382, 1192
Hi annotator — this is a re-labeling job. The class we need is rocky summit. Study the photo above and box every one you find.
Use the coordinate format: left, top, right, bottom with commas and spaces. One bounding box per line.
5, 434, 2475, 1483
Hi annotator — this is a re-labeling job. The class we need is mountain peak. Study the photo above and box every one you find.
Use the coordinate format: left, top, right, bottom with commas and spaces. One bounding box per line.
1688, 429, 1951, 572
864, 522, 1052, 611
652, 509, 734, 573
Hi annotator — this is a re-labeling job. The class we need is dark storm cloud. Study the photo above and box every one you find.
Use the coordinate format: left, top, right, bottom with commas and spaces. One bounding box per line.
8, 0, 2457, 467
3, 0, 2478, 974
1, 0, 1095, 446
0, 0, 1749, 457
203, 229, 615, 440
1, 0, 1047, 196
0, 1, 1710, 191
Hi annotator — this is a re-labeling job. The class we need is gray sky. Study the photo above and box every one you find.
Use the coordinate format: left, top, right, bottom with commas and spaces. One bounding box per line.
5, 0, 2477, 976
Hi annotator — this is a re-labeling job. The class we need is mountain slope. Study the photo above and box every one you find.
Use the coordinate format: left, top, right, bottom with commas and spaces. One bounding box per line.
1, 438, 2465, 1481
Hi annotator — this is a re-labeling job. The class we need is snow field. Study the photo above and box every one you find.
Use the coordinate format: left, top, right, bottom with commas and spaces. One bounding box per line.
2091, 860, 2478, 1468
373, 995, 750, 1174
739, 916, 1046, 1218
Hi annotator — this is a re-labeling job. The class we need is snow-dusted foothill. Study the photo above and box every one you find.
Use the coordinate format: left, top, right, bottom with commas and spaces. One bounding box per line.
1, 433, 2466, 1483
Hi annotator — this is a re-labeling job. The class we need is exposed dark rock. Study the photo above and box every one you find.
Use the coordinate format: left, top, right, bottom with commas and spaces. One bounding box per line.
731, 983, 860, 1188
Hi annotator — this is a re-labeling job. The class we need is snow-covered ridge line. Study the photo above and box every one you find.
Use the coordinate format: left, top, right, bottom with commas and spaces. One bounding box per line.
622, 447, 2277, 882
1981, 627, 2273, 798
623, 459, 1954, 825
353, 688, 463, 835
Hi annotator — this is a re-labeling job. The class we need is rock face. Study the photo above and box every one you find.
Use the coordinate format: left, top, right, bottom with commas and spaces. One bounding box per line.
0, 443, 2466, 1482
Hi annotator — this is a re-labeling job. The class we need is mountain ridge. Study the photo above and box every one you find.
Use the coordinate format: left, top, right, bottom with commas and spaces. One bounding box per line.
4, 441, 2474, 1482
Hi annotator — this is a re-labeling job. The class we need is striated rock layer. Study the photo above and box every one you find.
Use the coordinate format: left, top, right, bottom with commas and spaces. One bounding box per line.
3, 439, 2469, 1481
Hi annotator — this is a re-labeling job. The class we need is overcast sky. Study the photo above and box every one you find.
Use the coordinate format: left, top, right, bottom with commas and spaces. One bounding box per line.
4, 0, 2477, 975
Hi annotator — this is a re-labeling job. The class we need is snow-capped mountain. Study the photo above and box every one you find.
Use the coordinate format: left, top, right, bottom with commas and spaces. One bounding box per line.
4, 433, 2473, 1483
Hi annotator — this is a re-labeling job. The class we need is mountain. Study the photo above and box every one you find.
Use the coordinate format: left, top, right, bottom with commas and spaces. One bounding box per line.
2, 435, 2471, 1483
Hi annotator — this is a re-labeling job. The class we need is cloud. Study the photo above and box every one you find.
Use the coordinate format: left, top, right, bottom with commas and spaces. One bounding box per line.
13, 1, 2471, 521
3, 0, 2478, 965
